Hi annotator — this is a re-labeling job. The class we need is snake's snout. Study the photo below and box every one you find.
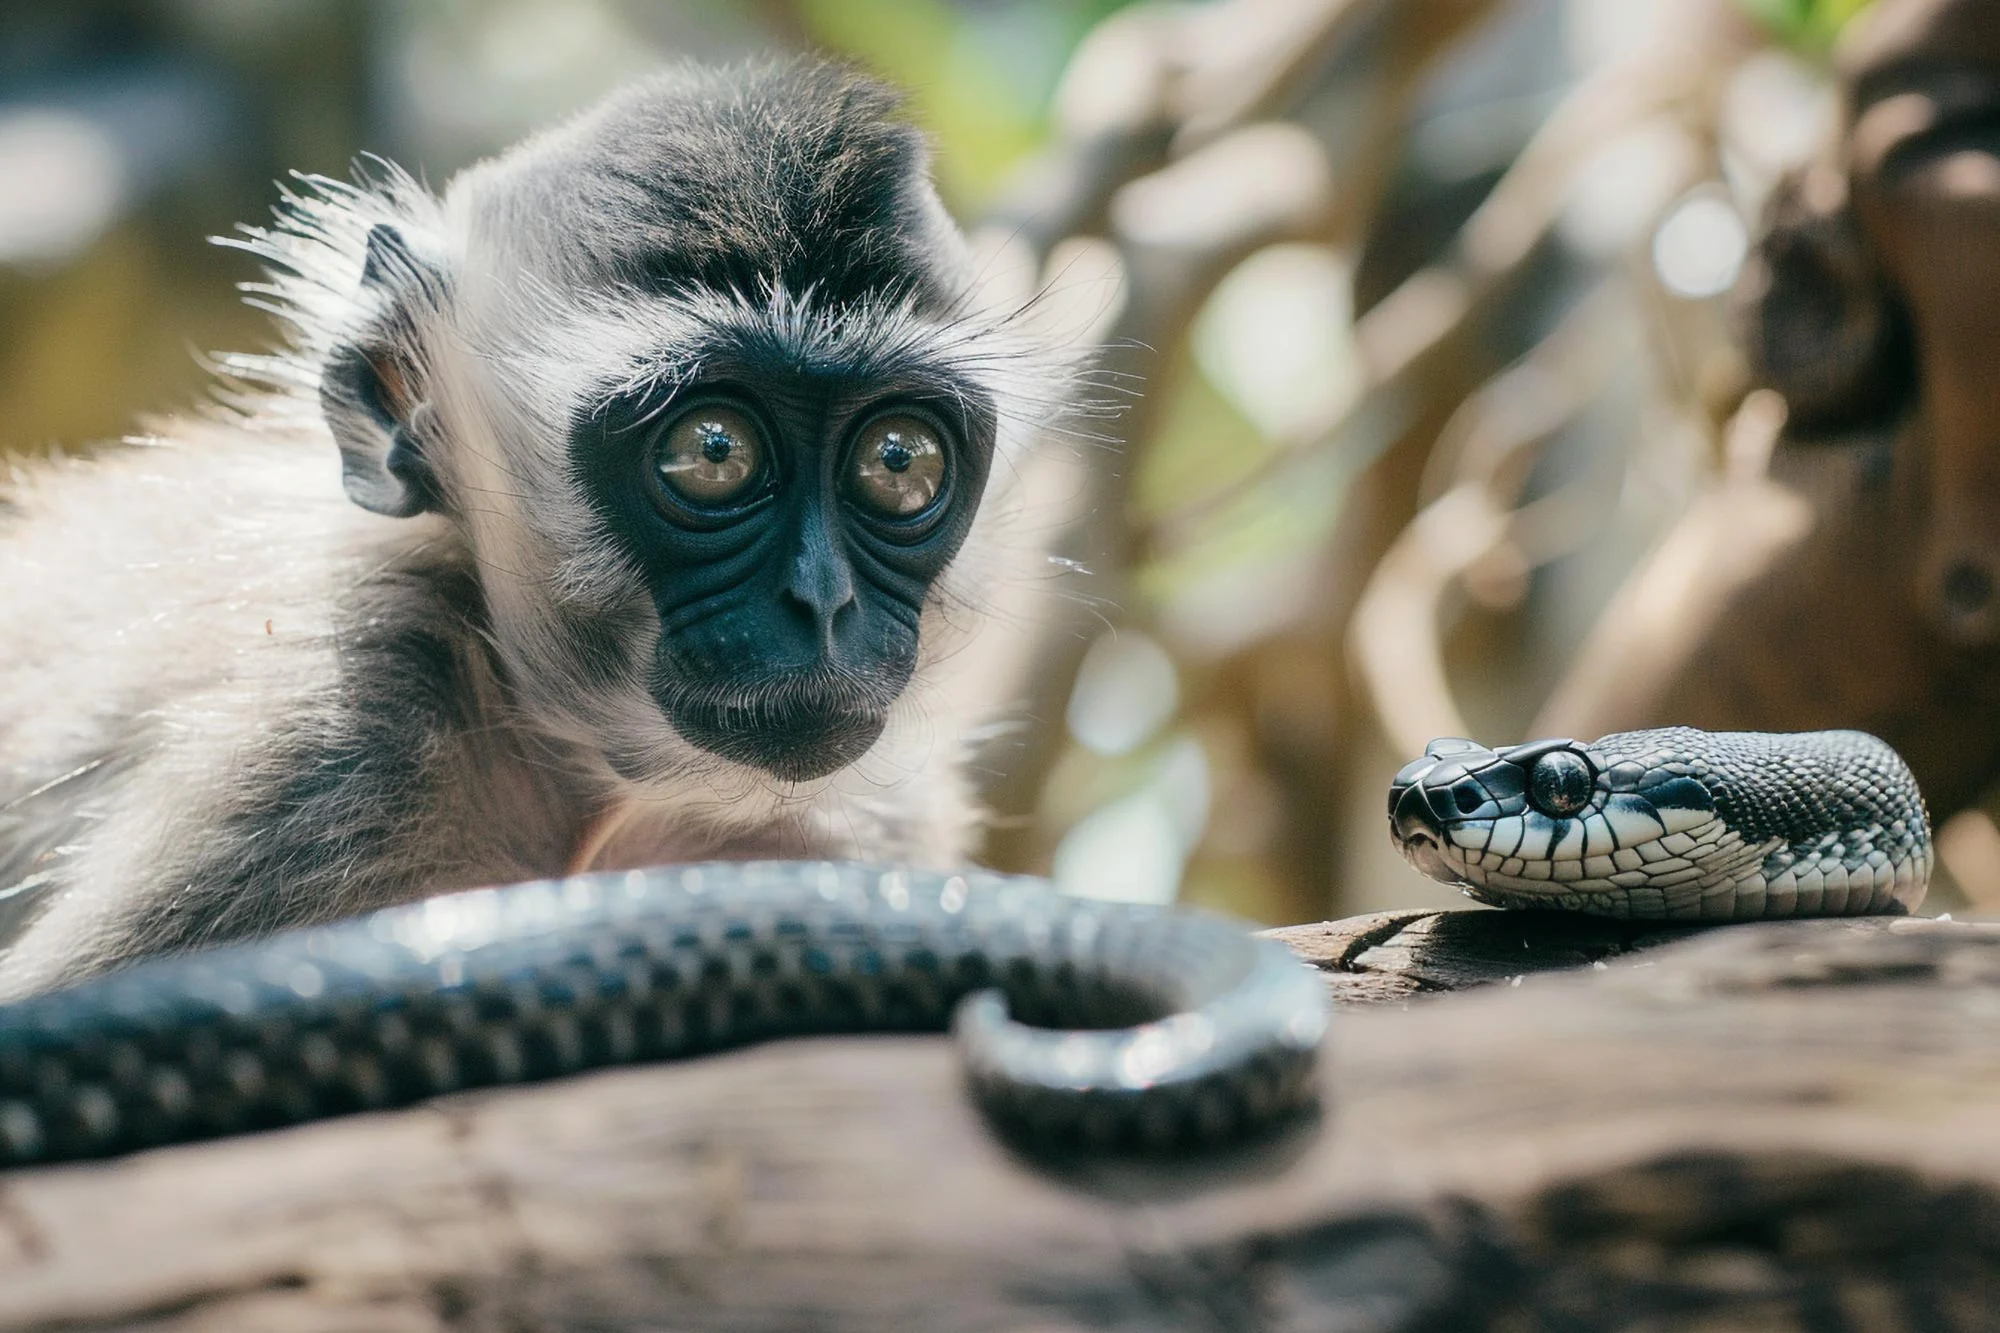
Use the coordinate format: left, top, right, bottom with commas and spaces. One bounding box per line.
1388, 779, 1448, 843
1388, 775, 1438, 836
1394, 826, 1458, 883
1387, 738, 1505, 883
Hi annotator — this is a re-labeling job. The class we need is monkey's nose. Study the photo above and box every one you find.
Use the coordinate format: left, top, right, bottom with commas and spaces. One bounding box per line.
782, 523, 860, 653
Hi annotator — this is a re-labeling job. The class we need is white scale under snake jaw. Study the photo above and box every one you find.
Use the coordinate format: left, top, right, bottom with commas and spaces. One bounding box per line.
1387, 727, 1933, 921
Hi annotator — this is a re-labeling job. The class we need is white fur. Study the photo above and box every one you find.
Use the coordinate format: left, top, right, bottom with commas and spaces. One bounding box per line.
0, 94, 1088, 999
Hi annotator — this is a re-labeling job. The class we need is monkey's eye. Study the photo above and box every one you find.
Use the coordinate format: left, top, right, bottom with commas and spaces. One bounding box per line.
652, 405, 766, 508
847, 413, 947, 520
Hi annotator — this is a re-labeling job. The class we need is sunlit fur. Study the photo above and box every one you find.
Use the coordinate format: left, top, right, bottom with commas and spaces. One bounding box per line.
0, 61, 1083, 999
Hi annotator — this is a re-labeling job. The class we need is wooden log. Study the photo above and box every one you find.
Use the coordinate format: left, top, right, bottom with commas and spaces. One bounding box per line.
0, 913, 1996, 1331
1263, 906, 1707, 1004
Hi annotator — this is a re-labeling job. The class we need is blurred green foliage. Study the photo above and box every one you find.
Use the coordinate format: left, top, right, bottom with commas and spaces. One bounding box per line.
1740, 0, 1878, 53
795, 0, 1135, 208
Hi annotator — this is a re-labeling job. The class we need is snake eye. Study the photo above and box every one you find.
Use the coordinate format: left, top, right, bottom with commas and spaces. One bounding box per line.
1528, 750, 1594, 818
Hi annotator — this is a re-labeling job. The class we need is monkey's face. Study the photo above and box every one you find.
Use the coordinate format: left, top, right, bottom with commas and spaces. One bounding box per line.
568, 341, 996, 782
312, 63, 1060, 793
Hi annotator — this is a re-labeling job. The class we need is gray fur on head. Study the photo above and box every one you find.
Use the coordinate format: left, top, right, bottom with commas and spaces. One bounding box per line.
0, 58, 1082, 999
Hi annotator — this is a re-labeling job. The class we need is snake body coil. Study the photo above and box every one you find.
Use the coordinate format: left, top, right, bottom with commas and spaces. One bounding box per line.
0, 862, 1326, 1167
1389, 727, 1932, 919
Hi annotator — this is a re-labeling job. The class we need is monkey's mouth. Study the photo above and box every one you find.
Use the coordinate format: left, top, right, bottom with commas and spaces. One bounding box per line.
652, 673, 894, 781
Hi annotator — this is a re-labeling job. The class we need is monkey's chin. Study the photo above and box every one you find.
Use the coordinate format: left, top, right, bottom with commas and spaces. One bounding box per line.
656, 692, 889, 782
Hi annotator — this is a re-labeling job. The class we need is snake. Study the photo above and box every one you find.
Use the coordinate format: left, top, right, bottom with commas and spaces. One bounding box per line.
0, 861, 1327, 1168
0, 727, 1927, 1167
1388, 727, 1933, 920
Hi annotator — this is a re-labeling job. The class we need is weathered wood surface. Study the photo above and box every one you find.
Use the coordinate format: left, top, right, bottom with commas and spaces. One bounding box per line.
1263, 905, 1707, 1004
2, 913, 1998, 1331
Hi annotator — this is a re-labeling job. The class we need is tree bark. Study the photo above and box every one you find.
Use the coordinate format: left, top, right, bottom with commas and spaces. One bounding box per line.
0, 911, 1995, 1331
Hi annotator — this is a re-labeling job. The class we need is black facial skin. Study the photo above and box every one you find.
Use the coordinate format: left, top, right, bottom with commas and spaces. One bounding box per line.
573, 341, 997, 782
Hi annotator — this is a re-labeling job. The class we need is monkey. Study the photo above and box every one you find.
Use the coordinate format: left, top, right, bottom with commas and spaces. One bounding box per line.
0, 59, 1077, 1000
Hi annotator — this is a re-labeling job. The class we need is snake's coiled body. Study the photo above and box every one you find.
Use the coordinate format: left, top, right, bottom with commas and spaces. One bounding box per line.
0, 862, 1326, 1167
1389, 728, 1932, 919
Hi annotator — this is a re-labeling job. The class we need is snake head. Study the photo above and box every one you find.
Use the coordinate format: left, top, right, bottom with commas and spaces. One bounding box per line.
1387, 733, 1720, 903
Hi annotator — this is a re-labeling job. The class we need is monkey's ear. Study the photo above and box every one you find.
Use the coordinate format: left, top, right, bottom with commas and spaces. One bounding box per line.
1732, 169, 1913, 436
320, 224, 447, 518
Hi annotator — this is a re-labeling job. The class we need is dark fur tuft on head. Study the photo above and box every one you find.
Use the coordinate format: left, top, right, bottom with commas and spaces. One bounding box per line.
464, 58, 954, 308
1733, 170, 1914, 436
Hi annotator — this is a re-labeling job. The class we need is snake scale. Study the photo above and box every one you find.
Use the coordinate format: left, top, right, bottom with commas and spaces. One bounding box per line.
0, 861, 1326, 1167
0, 727, 1933, 1168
